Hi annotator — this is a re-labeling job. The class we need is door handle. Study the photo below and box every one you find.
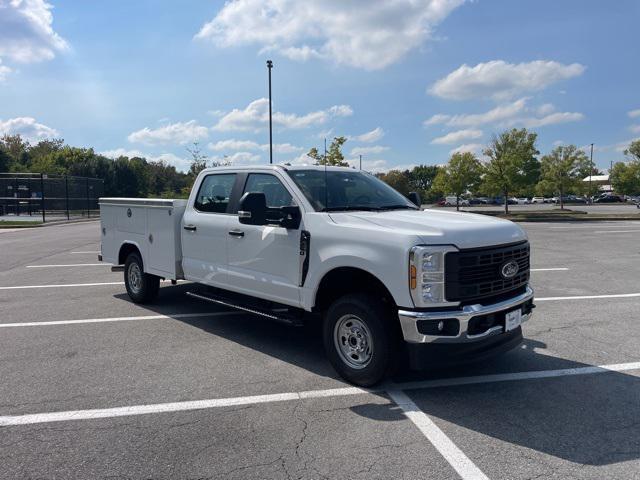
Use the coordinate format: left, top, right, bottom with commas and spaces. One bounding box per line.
183, 225, 197, 232
228, 229, 244, 238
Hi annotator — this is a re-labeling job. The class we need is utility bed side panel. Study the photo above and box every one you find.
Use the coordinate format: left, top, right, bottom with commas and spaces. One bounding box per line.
99, 198, 186, 279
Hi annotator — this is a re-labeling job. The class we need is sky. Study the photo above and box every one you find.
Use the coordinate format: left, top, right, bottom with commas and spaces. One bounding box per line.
0, 0, 639, 173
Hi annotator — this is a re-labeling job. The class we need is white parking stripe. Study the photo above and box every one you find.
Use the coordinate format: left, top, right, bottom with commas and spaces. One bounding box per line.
26, 263, 109, 268
0, 311, 237, 328
0, 282, 123, 290
1, 361, 639, 427
531, 268, 569, 271
388, 390, 489, 480
70, 251, 100, 254
594, 230, 640, 234
537, 293, 640, 301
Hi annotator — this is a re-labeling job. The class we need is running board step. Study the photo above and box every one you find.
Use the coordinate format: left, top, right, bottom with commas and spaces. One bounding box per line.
186, 290, 304, 326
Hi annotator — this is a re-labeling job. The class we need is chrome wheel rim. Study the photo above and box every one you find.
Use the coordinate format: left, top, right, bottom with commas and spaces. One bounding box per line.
128, 262, 142, 294
334, 315, 373, 369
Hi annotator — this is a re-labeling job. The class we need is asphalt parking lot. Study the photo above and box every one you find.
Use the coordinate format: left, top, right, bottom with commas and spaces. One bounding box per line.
1, 220, 640, 480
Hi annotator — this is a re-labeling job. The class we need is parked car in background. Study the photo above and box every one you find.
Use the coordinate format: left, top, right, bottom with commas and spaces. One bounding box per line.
444, 196, 470, 207
594, 194, 625, 203
467, 197, 485, 205
515, 198, 530, 205
531, 197, 545, 204
554, 195, 587, 204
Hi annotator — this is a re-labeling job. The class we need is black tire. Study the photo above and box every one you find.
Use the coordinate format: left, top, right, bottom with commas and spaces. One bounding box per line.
323, 293, 398, 386
124, 252, 160, 304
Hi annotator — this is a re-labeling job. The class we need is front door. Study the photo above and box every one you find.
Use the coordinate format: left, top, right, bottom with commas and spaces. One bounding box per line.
226, 172, 302, 307
181, 172, 237, 286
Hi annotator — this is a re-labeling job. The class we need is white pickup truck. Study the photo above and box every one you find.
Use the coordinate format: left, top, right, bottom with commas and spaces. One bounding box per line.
99, 165, 534, 385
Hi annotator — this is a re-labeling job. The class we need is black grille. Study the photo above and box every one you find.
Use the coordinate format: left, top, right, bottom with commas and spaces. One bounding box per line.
445, 241, 530, 304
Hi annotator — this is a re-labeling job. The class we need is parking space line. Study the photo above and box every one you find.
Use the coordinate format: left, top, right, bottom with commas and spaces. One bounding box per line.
2, 361, 639, 427
0, 282, 124, 290
594, 230, 640, 234
0, 311, 237, 328
388, 390, 489, 480
70, 251, 100, 254
537, 293, 640, 301
26, 263, 109, 268
531, 268, 569, 271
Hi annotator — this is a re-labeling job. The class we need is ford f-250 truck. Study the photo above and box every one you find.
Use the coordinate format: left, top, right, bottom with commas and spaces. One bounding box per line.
99, 165, 534, 386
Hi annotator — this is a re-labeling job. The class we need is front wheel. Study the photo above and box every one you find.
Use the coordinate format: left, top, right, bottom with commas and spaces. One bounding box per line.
124, 252, 160, 304
323, 294, 398, 386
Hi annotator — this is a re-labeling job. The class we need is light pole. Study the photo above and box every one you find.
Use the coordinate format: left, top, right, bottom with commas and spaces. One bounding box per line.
267, 60, 273, 164
589, 143, 594, 202
359, 154, 362, 170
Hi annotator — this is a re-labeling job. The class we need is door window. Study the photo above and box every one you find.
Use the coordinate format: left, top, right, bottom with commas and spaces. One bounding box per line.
194, 174, 237, 213
243, 174, 294, 208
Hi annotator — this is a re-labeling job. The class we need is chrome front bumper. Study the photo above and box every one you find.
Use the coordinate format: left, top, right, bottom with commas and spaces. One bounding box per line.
398, 285, 534, 344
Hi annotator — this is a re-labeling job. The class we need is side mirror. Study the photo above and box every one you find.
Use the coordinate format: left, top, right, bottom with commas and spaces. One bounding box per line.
278, 206, 301, 229
408, 191, 421, 207
238, 192, 267, 225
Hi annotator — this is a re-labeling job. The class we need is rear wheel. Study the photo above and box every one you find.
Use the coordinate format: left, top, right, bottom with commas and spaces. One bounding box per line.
124, 252, 159, 303
323, 294, 398, 386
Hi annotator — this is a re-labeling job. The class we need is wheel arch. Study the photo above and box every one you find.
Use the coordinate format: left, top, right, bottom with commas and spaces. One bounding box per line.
118, 242, 143, 267
313, 266, 397, 313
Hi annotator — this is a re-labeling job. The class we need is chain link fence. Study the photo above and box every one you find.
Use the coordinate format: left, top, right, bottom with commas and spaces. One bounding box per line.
0, 173, 104, 223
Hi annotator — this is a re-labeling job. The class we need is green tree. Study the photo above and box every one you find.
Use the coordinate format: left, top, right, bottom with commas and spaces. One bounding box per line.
536, 145, 589, 209
187, 142, 208, 177
483, 128, 539, 214
432, 152, 483, 211
624, 139, 640, 162
610, 160, 640, 196
407, 165, 439, 201
378, 169, 410, 195
0, 134, 31, 171
307, 136, 349, 167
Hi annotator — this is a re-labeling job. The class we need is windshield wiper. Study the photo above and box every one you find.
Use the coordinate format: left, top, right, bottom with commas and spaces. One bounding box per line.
377, 204, 418, 211
321, 206, 382, 212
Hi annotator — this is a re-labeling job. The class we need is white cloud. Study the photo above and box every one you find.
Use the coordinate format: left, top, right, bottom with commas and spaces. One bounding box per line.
208, 139, 261, 151
449, 143, 483, 155
208, 139, 303, 154
629, 124, 640, 134
0, 59, 11, 81
128, 120, 209, 146
195, 0, 465, 70
213, 98, 353, 132
628, 109, 640, 119
213, 151, 261, 165
350, 145, 389, 156
0, 116, 58, 141
100, 148, 146, 158
426, 98, 583, 132
0, 0, 68, 63
352, 127, 384, 143
518, 111, 584, 128
268, 143, 304, 154
425, 98, 528, 128
431, 129, 482, 145
429, 60, 585, 100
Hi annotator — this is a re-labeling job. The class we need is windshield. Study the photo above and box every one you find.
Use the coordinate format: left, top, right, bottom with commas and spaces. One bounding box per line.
287, 169, 417, 212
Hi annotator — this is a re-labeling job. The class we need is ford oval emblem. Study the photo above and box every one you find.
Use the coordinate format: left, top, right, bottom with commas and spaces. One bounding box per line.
500, 260, 519, 279
127, 208, 132, 218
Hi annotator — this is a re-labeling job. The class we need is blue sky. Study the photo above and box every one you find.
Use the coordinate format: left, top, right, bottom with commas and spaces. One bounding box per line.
1, 0, 639, 172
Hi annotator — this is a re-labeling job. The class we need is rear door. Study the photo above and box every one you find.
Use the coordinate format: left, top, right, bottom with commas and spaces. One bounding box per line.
226, 172, 302, 306
181, 172, 238, 286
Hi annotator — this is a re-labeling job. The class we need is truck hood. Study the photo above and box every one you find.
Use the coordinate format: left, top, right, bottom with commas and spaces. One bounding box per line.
328, 209, 526, 249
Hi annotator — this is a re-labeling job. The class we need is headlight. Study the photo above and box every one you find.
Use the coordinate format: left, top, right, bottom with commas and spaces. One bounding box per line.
409, 245, 457, 307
